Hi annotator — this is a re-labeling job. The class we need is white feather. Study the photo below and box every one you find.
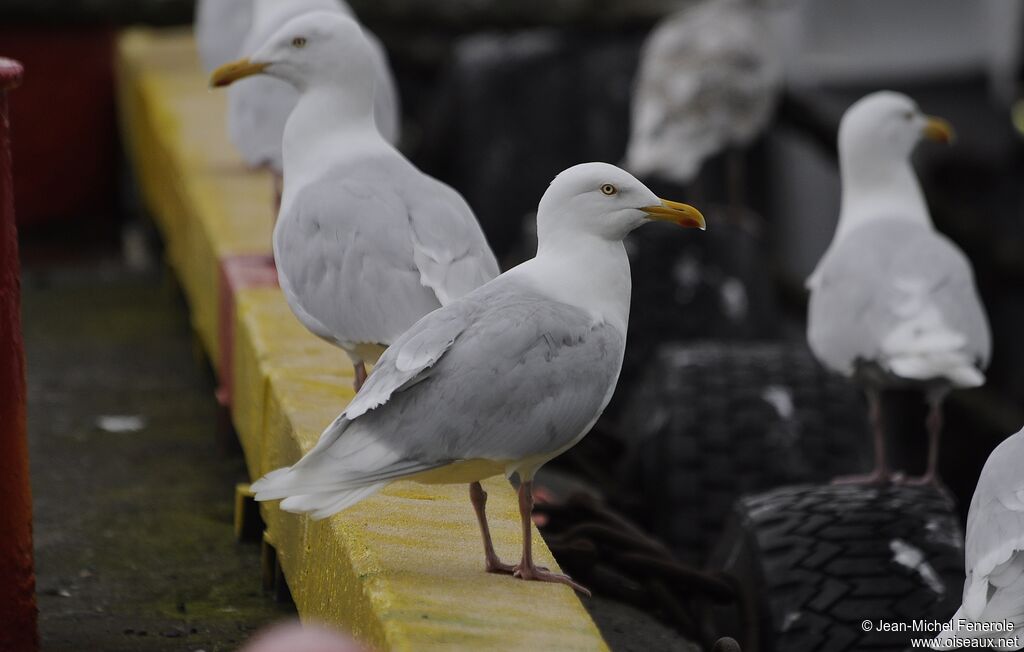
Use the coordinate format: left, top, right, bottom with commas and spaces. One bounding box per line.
281, 483, 387, 520
626, 0, 783, 183
934, 429, 1024, 650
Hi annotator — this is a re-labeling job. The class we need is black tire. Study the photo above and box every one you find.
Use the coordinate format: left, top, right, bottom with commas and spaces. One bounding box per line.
709, 484, 964, 652
618, 341, 872, 564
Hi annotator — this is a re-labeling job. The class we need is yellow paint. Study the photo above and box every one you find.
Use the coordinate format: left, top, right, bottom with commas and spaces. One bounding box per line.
234, 482, 255, 540
117, 29, 274, 369
117, 27, 609, 651
232, 288, 350, 478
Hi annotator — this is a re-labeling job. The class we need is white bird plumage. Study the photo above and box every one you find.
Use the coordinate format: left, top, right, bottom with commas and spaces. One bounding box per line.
225, 0, 400, 173
212, 12, 497, 389
252, 162, 706, 593
932, 428, 1024, 650
807, 91, 990, 485
625, 0, 783, 184
195, 0, 251, 74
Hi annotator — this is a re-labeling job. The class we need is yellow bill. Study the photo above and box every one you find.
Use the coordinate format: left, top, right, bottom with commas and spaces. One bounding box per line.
641, 199, 706, 230
210, 58, 270, 88
922, 116, 955, 144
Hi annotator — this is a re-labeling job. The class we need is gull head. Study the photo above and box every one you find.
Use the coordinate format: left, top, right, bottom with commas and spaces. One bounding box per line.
536, 162, 705, 243
839, 91, 955, 164
210, 12, 374, 93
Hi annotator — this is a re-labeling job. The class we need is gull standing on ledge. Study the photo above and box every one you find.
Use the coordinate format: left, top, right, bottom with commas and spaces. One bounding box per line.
807, 91, 990, 486
251, 163, 706, 593
211, 13, 497, 390
933, 427, 1024, 650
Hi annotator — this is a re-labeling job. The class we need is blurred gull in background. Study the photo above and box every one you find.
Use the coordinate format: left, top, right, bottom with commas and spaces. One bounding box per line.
933, 427, 1024, 650
211, 12, 497, 390
807, 91, 991, 486
195, 0, 250, 74
625, 0, 782, 184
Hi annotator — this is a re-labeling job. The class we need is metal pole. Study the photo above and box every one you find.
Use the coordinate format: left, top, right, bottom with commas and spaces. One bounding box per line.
0, 57, 38, 652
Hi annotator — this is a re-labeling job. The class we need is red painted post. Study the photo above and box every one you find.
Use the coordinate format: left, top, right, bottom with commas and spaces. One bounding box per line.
0, 57, 38, 652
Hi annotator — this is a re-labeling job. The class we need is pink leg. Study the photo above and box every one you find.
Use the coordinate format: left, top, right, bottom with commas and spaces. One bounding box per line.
833, 388, 894, 484
900, 397, 943, 487
354, 361, 367, 392
513, 481, 590, 596
469, 482, 515, 573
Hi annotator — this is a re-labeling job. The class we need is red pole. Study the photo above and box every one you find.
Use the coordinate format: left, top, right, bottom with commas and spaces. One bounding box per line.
0, 57, 38, 652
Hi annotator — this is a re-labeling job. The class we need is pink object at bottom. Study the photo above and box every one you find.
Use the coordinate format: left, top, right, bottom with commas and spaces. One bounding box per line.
239, 620, 366, 652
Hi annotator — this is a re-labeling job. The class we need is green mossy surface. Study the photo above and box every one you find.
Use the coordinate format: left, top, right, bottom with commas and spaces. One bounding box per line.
24, 261, 293, 652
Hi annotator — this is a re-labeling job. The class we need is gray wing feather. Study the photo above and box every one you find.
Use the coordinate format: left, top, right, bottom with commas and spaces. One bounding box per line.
277, 157, 498, 349
807, 221, 990, 380
253, 278, 625, 512
345, 305, 470, 418
276, 172, 443, 347
346, 278, 624, 463
405, 177, 500, 305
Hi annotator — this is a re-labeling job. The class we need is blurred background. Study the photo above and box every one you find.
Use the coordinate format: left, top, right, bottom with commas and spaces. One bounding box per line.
4, 0, 1024, 650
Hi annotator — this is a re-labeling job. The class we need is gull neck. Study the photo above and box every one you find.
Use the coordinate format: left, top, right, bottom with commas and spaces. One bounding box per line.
836, 152, 932, 240
525, 232, 632, 334
281, 83, 382, 206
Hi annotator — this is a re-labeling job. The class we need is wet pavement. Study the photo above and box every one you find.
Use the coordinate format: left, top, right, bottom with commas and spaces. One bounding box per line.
23, 257, 293, 652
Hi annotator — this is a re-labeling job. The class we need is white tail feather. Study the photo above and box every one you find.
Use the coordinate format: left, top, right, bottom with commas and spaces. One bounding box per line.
280, 482, 387, 520
887, 352, 985, 388
250, 417, 437, 519
882, 301, 985, 388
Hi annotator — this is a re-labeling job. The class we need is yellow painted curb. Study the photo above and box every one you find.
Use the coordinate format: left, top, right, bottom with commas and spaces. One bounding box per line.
117, 28, 274, 370
116, 27, 609, 651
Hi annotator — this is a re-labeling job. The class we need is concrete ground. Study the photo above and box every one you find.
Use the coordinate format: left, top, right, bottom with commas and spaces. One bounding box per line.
24, 253, 294, 652
21, 234, 696, 652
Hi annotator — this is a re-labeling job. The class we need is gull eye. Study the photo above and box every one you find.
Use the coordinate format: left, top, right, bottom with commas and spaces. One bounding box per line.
904, 110, 915, 121
600, 183, 617, 196
292, 36, 307, 49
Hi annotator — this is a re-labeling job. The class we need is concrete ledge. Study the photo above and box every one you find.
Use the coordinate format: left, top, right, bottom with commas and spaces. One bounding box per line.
116, 27, 608, 650
116, 28, 274, 370
217, 254, 277, 408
